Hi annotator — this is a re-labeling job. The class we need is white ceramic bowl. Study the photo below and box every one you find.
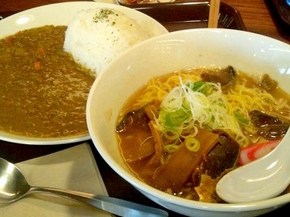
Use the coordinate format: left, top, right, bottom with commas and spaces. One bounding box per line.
0, 1, 167, 145
87, 29, 290, 217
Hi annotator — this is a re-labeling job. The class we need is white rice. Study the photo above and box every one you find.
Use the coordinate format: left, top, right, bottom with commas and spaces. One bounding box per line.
64, 8, 155, 76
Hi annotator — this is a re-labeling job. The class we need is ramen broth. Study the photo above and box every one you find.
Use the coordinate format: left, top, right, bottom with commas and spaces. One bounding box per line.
116, 67, 290, 202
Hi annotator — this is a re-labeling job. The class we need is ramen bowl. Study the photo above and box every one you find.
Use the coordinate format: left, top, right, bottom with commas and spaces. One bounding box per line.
87, 29, 290, 217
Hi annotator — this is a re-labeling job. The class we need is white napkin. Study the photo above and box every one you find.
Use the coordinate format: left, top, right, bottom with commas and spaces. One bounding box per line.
0, 143, 112, 217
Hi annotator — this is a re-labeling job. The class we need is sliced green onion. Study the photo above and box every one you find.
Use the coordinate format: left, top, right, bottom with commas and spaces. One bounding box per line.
185, 137, 200, 152
189, 81, 213, 96
234, 110, 250, 126
165, 109, 189, 127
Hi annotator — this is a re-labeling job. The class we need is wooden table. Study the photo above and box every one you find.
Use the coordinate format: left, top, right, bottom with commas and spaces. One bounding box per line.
1, 0, 290, 216
224, 0, 290, 43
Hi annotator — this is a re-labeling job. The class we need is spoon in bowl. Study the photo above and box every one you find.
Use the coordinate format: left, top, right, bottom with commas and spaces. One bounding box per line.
0, 157, 168, 217
216, 131, 290, 203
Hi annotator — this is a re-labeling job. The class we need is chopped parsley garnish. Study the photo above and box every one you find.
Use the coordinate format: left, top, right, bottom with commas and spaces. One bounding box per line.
93, 9, 118, 25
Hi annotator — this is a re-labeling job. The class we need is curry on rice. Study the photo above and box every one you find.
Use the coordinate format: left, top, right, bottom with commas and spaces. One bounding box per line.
0, 25, 95, 138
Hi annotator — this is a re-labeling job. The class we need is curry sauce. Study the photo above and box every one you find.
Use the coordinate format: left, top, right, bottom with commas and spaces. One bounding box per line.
0, 25, 95, 138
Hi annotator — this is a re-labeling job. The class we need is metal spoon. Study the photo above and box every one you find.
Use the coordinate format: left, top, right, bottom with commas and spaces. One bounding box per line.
0, 157, 168, 217
216, 131, 290, 203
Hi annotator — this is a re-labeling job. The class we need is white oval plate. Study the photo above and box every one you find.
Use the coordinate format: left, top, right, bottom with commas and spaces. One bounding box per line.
0, 1, 168, 145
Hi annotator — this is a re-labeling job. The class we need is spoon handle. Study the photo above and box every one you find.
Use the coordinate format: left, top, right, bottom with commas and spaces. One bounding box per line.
29, 186, 168, 217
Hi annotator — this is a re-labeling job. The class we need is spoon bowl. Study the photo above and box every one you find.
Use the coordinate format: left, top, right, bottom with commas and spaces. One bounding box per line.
216, 131, 290, 203
0, 157, 168, 217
